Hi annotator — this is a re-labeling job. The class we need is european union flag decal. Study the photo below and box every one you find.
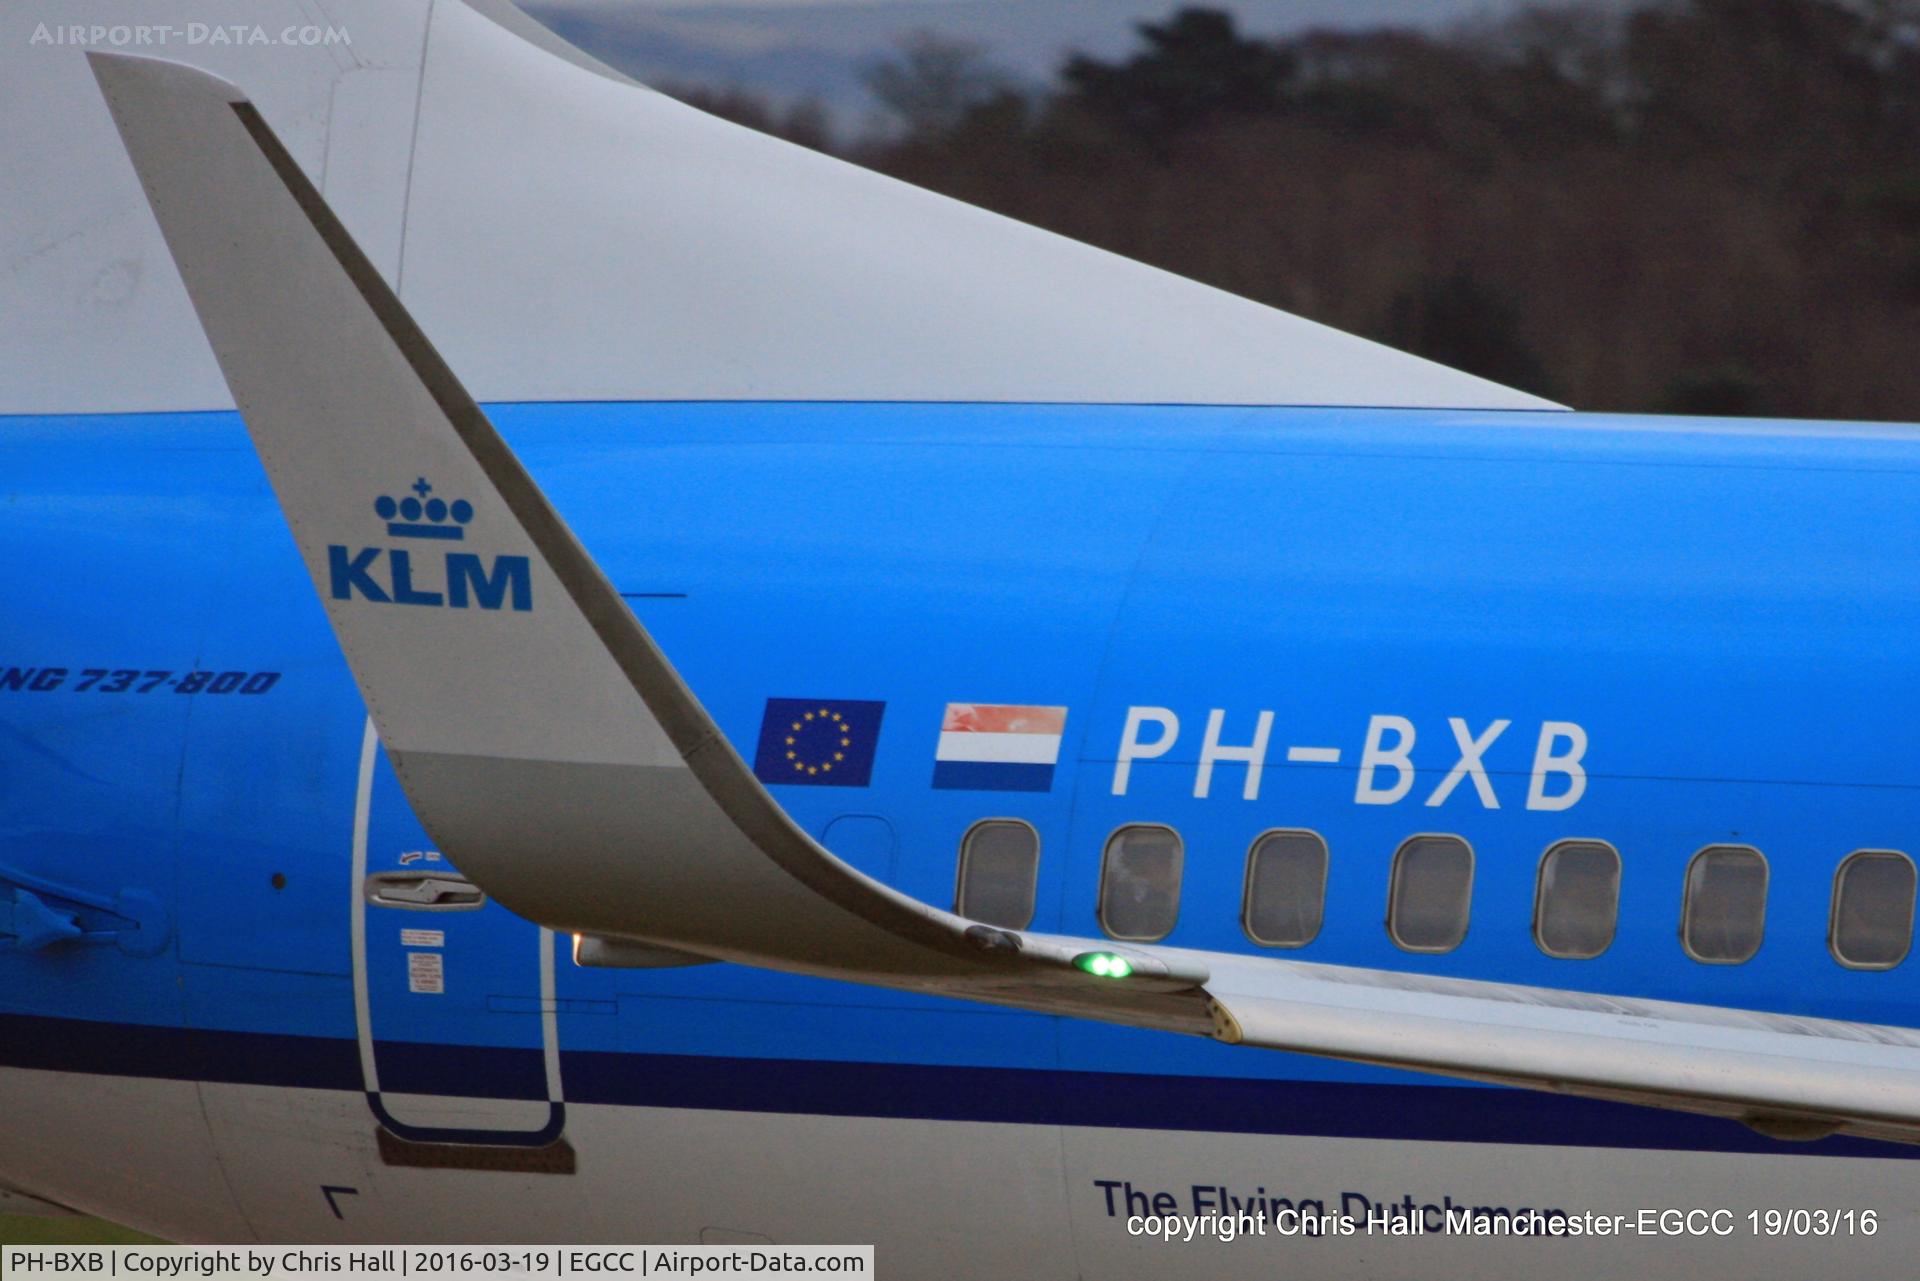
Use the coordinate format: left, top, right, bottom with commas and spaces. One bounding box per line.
752, 698, 886, 787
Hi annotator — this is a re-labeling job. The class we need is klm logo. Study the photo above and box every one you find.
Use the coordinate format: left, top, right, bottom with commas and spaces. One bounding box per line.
326, 479, 531, 611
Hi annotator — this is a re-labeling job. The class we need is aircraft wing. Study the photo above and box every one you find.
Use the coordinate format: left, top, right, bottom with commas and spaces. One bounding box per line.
91, 50, 1920, 1150
1198, 955, 1920, 1146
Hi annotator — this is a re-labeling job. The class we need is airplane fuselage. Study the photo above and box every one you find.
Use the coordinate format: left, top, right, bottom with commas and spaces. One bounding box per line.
3, 401, 1918, 1275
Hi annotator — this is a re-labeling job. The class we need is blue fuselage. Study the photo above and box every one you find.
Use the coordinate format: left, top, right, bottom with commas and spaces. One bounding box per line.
5, 402, 1919, 1160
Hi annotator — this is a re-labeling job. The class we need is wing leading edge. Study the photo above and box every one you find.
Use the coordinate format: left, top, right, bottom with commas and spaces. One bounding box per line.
92, 50, 1920, 1149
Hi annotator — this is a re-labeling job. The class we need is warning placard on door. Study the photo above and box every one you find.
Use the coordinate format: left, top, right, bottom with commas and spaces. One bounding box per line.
407, 951, 445, 994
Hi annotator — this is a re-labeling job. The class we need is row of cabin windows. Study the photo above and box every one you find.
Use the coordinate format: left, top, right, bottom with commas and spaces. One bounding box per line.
952, 822, 1919, 971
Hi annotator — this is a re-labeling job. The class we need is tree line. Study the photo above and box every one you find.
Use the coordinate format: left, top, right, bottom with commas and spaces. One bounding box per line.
673, 1, 1920, 419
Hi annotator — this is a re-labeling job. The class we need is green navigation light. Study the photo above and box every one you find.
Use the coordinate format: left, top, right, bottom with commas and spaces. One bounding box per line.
1074, 951, 1135, 979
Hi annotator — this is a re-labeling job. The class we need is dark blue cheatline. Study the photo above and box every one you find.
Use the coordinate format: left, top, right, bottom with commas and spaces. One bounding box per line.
0, 1011, 1912, 1162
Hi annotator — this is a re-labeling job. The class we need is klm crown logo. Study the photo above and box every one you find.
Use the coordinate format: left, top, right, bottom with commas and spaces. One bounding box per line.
376, 477, 475, 541
326, 478, 531, 612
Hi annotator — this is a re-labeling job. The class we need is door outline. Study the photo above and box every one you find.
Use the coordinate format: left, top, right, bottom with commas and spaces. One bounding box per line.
349, 718, 565, 1146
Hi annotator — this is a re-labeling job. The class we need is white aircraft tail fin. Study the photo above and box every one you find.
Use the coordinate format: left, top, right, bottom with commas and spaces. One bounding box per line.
8, 0, 1561, 415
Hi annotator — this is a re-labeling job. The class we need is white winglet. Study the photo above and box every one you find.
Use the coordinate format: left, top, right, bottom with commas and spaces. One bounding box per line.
87, 49, 1213, 1033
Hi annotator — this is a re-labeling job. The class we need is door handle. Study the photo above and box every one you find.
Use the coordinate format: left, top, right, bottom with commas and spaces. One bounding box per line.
364, 872, 486, 911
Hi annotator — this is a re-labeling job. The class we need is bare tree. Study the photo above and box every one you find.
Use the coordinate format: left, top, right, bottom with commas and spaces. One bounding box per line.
863, 30, 1013, 137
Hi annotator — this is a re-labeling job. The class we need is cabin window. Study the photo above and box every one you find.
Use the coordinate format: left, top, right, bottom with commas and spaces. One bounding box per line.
954, 820, 1040, 930
1099, 824, 1183, 941
1533, 840, 1621, 959
1387, 835, 1473, 953
1830, 850, 1916, 971
1681, 846, 1768, 964
1242, 829, 1328, 948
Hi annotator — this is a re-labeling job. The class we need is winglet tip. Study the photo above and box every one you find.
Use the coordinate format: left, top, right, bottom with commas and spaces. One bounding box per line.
85, 49, 250, 107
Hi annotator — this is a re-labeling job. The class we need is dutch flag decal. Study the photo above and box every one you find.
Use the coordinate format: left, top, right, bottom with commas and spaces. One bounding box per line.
932, 704, 1068, 792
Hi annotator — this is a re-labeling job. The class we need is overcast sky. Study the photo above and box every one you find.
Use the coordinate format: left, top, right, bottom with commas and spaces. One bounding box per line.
539, 0, 1512, 14
526, 0, 1535, 126
548, 0, 1074, 7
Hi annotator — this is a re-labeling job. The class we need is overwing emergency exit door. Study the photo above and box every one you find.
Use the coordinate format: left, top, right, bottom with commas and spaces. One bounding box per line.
349, 720, 563, 1145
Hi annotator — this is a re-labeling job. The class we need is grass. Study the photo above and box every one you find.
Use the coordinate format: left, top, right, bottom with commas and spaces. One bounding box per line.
0, 1215, 165, 1244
